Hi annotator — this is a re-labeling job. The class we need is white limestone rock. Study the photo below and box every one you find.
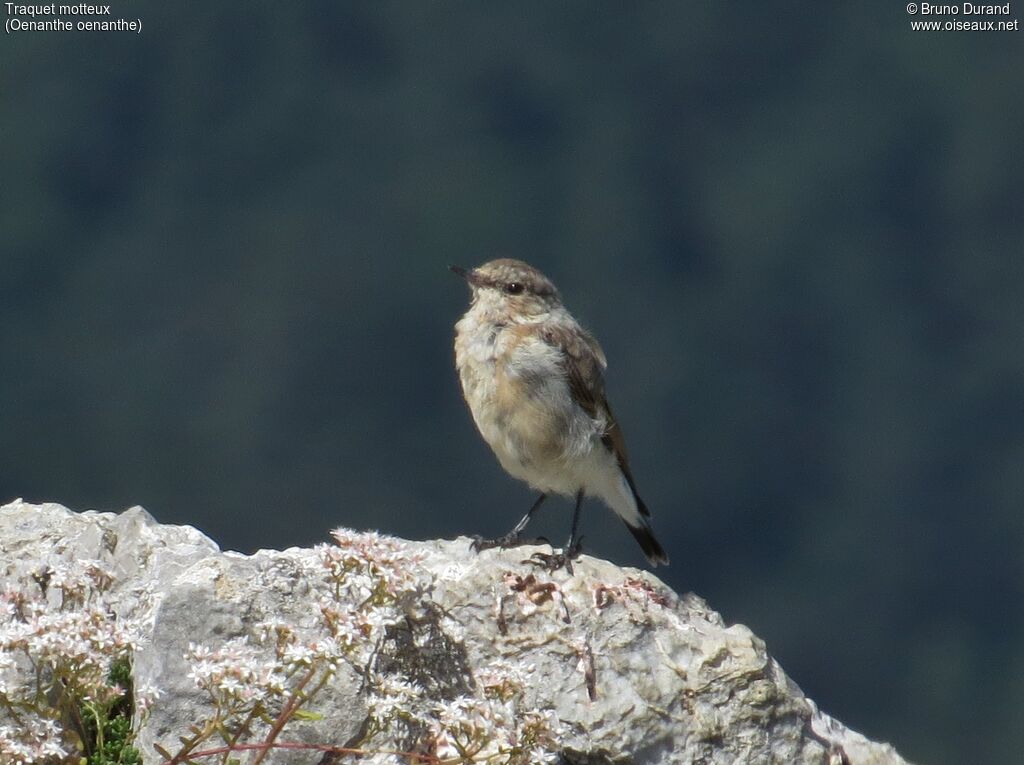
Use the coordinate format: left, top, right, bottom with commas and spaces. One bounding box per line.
0, 500, 910, 765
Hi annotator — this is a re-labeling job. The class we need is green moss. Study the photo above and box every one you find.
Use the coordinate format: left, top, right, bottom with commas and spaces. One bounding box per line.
86, 714, 141, 765
82, 657, 142, 765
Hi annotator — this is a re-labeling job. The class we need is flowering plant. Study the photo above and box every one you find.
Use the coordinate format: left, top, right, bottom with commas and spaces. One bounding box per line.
165, 529, 564, 764
0, 560, 155, 764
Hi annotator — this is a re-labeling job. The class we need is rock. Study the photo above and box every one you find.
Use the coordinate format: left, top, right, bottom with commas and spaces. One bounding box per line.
0, 500, 911, 765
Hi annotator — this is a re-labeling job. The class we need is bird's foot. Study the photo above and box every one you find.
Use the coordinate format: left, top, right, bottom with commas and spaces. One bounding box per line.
470, 532, 547, 553
527, 538, 584, 574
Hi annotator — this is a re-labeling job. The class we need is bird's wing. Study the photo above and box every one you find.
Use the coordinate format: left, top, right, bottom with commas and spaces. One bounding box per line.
540, 323, 647, 515
540, 323, 607, 419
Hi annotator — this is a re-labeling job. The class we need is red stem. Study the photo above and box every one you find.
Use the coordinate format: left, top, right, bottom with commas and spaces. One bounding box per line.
159, 740, 439, 764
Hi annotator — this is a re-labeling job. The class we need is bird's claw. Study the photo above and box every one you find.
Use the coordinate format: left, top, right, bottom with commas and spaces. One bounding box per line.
470, 533, 547, 553
473, 536, 516, 553
527, 538, 584, 574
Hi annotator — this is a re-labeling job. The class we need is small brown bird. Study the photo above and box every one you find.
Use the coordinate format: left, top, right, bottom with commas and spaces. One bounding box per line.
451, 258, 669, 569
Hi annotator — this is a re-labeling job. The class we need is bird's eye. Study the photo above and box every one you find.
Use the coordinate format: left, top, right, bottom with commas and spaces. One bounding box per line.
505, 282, 525, 295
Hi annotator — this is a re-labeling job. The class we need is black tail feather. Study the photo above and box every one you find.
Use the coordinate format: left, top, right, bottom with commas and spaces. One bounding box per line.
624, 518, 669, 566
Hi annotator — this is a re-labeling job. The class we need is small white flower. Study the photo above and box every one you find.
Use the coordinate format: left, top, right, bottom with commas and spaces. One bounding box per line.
135, 681, 162, 714
282, 643, 315, 666
218, 675, 243, 694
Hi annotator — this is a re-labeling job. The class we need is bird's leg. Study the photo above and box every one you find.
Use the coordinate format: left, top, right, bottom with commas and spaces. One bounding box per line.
530, 490, 585, 573
471, 493, 548, 552
564, 489, 585, 555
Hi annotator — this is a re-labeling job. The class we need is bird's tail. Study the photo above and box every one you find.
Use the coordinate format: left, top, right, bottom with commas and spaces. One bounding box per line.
611, 468, 670, 566
623, 507, 670, 567
619, 491, 668, 566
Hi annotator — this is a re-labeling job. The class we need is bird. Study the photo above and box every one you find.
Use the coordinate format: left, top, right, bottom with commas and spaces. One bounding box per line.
451, 258, 669, 569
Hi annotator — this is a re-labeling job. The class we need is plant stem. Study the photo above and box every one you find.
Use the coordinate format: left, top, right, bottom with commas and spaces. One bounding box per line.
248, 665, 318, 765
161, 741, 440, 764
221, 705, 263, 765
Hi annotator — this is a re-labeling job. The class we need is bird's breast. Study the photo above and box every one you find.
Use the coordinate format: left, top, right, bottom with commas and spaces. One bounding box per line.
456, 317, 600, 481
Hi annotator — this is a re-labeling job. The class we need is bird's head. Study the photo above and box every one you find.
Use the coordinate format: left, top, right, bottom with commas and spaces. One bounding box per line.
450, 259, 562, 319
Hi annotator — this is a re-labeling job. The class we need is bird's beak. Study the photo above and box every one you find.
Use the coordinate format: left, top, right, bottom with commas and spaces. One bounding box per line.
449, 264, 481, 287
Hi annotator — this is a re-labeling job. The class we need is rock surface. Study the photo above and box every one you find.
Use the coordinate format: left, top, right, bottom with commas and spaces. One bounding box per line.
0, 500, 911, 765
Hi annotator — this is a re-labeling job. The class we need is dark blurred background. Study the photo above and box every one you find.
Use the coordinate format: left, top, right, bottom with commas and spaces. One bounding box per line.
2, 3, 1022, 763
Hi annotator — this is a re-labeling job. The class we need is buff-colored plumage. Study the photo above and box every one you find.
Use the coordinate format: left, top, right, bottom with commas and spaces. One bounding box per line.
453, 258, 668, 566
